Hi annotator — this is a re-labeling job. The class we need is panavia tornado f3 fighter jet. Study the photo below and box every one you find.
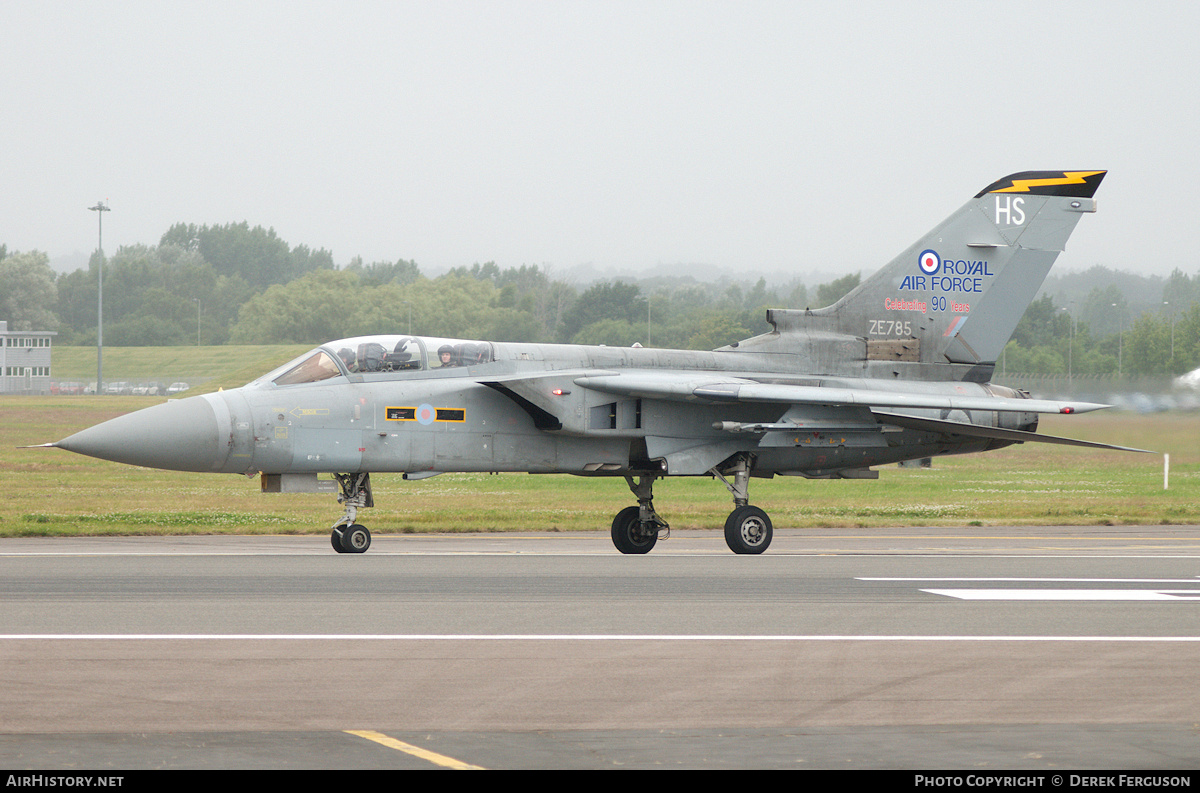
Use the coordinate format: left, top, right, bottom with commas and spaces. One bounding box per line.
51, 170, 1139, 555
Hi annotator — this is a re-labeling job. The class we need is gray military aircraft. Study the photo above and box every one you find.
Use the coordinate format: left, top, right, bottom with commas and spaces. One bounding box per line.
51, 169, 1135, 555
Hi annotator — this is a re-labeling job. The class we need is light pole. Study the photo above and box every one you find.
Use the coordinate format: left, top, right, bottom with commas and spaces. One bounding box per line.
89, 201, 110, 394
1063, 304, 1076, 387
194, 298, 202, 346
1164, 301, 1175, 364
401, 301, 412, 335
1111, 302, 1123, 377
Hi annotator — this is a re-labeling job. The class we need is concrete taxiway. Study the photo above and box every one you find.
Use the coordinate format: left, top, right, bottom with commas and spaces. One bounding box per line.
2, 527, 1200, 769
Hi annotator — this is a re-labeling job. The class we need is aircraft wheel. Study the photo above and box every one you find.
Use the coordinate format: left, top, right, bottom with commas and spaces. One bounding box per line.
724, 506, 772, 554
341, 524, 372, 554
331, 528, 347, 553
611, 506, 657, 554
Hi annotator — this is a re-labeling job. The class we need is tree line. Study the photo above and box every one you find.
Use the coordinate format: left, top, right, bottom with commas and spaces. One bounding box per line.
0, 224, 1197, 377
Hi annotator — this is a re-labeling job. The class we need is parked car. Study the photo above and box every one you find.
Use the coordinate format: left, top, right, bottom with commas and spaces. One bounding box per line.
166, 382, 190, 395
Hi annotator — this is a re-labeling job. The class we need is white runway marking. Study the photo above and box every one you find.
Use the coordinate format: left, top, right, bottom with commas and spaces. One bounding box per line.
922, 588, 1200, 600
861, 577, 1200, 583
860, 576, 1200, 601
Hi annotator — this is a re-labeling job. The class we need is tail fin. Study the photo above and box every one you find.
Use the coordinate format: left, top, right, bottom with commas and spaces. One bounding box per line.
772, 171, 1105, 367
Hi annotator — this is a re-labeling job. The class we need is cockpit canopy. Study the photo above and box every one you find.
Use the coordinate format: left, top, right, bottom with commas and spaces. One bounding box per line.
262, 335, 495, 387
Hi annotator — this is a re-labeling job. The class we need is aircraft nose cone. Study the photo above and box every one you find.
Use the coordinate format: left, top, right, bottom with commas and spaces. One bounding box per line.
55, 394, 229, 472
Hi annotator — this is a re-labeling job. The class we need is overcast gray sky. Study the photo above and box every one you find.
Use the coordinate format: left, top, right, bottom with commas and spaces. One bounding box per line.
3, 1, 1197, 280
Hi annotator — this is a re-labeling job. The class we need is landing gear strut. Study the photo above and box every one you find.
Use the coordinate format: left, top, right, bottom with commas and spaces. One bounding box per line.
330, 472, 373, 554
611, 474, 669, 554
711, 454, 773, 554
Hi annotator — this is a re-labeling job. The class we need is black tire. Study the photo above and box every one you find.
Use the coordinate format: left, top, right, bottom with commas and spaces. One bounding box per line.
341, 523, 372, 554
724, 505, 772, 554
611, 506, 657, 554
331, 528, 347, 553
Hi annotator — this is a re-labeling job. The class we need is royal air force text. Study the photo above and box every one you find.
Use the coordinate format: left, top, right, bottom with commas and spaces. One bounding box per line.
899, 260, 995, 294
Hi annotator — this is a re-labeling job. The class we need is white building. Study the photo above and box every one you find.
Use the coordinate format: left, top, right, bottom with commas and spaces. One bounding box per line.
1, 320, 56, 394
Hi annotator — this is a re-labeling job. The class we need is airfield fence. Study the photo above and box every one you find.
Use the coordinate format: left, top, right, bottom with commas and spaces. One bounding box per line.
994, 373, 1199, 411
46, 377, 214, 396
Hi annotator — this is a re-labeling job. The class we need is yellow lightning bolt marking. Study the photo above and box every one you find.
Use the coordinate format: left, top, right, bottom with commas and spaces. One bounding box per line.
991, 170, 1104, 193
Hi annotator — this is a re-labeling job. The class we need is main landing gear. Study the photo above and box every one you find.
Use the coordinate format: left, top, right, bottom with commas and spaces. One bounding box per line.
330, 472, 373, 554
711, 455, 773, 555
609, 455, 773, 555
611, 475, 670, 554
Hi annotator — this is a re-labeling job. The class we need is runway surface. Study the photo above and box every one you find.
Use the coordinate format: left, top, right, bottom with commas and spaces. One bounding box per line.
3, 527, 1200, 769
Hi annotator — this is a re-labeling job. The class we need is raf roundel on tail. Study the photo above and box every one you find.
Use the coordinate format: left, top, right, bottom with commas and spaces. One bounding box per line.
48, 169, 1150, 555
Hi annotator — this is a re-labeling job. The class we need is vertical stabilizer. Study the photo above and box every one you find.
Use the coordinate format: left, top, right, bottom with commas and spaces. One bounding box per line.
820, 171, 1105, 366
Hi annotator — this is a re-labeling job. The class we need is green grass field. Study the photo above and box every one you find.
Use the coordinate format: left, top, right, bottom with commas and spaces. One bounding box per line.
3, 392, 1197, 538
